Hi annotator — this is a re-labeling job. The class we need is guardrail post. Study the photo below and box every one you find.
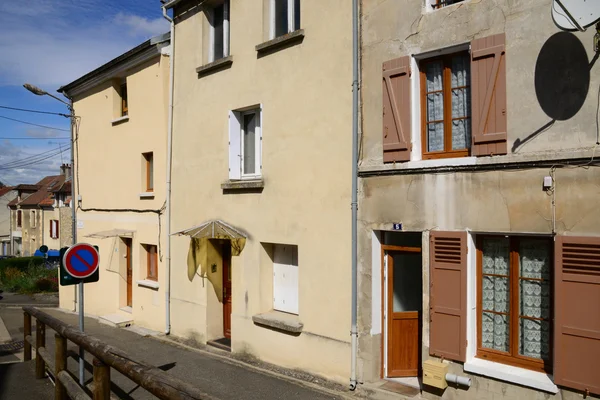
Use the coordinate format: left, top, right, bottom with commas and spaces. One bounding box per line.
55, 333, 67, 400
93, 357, 110, 400
35, 320, 45, 379
23, 312, 31, 361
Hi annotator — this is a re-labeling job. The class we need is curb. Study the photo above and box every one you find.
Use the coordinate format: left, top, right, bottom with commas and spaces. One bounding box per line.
0, 304, 59, 309
152, 335, 361, 400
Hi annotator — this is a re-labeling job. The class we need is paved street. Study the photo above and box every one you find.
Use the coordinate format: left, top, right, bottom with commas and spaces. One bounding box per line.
0, 307, 350, 400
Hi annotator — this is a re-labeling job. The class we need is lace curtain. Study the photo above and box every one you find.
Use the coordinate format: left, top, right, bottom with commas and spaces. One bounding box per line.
519, 240, 551, 360
481, 238, 510, 352
425, 54, 471, 153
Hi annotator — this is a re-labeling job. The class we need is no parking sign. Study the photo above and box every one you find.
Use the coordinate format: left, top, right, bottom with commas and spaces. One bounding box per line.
59, 243, 100, 286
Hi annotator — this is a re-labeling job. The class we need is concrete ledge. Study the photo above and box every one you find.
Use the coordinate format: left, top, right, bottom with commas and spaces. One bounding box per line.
256, 30, 304, 54
221, 179, 264, 190
139, 192, 155, 199
196, 56, 233, 77
137, 279, 159, 290
111, 115, 129, 125
252, 311, 303, 334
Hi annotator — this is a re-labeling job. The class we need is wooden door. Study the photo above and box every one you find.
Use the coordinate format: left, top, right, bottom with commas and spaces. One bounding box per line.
222, 243, 232, 339
386, 250, 422, 377
125, 239, 132, 307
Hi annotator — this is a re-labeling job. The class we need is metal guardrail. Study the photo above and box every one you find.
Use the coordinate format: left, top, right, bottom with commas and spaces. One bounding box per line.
23, 306, 216, 400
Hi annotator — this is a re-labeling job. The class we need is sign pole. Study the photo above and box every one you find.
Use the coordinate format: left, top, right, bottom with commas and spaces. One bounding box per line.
78, 281, 84, 385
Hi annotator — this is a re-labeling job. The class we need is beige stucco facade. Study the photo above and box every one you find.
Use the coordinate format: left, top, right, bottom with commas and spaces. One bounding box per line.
168, 0, 353, 382
58, 36, 170, 333
358, 0, 600, 398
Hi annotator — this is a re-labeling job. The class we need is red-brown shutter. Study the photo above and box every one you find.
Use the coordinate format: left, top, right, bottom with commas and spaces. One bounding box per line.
554, 236, 600, 395
471, 33, 507, 156
56, 220, 59, 239
429, 231, 467, 362
382, 56, 411, 163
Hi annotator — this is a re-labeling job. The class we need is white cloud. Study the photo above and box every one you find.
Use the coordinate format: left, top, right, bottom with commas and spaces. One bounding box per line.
114, 13, 168, 38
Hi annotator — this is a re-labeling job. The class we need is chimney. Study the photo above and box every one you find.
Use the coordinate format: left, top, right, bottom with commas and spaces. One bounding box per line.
60, 164, 72, 181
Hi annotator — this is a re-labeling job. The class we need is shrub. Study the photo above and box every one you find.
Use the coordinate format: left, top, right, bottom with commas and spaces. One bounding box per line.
0, 258, 58, 293
0, 257, 45, 271
34, 278, 57, 292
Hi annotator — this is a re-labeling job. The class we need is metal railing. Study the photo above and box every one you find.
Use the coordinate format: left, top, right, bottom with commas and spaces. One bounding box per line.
23, 306, 215, 400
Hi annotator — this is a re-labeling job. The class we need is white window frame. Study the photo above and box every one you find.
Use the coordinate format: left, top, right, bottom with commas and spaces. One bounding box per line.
50, 220, 59, 239
273, 244, 299, 315
228, 106, 262, 180
209, 0, 230, 63
269, 0, 299, 39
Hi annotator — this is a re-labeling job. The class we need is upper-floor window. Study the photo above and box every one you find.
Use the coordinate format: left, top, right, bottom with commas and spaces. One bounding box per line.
17, 210, 22, 228
143, 152, 154, 192
228, 107, 262, 180
271, 0, 300, 39
421, 52, 471, 159
50, 220, 59, 239
209, 0, 230, 62
430, 0, 464, 9
30, 210, 36, 228
120, 80, 128, 117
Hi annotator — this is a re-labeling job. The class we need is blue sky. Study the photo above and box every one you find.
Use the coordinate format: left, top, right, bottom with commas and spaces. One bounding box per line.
0, 0, 169, 185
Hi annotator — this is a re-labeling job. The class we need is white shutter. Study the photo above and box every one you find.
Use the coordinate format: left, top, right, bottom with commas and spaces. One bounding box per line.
228, 111, 241, 180
52, 221, 58, 239
273, 244, 299, 314
259, 105, 263, 174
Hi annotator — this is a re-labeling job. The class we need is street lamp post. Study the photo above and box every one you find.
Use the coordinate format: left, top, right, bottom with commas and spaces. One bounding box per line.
23, 83, 83, 385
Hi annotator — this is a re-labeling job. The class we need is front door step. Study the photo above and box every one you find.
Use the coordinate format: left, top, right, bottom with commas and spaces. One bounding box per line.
207, 337, 231, 352
99, 314, 133, 328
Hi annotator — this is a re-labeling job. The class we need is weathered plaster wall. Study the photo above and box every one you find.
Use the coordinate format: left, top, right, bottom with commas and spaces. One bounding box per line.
59, 207, 73, 248
357, 0, 600, 396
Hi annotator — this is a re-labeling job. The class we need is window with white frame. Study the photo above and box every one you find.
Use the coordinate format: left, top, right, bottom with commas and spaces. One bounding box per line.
271, 0, 300, 39
228, 107, 262, 180
428, 0, 464, 10
50, 220, 59, 239
209, 0, 230, 62
273, 244, 299, 314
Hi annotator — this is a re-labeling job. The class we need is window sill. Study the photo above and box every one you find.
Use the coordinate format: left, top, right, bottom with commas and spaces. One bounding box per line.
221, 179, 264, 191
136, 279, 159, 290
464, 358, 558, 394
252, 311, 303, 334
111, 115, 129, 125
256, 29, 304, 54
196, 55, 233, 77
139, 192, 155, 199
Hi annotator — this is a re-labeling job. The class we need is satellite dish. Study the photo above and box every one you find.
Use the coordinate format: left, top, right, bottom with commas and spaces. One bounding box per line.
552, 0, 600, 31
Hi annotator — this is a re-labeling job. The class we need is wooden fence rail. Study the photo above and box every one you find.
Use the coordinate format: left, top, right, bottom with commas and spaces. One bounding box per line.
23, 306, 217, 400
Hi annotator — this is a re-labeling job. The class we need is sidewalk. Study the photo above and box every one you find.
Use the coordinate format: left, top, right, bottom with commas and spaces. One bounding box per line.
1, 307, 354, 400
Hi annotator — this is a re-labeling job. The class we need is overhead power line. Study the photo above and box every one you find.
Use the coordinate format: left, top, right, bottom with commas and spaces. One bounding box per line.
0, 137, 70, 140
0, 146, 71, 170
0, 115, 70, 132
0, 105, 70, 117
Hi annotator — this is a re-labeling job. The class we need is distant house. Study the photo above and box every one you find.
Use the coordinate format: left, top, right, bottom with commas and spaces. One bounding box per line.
8, 164, 73, 256
0, 186, 17, 256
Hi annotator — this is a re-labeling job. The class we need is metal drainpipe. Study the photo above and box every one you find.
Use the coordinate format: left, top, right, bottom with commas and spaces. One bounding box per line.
162, 5, 175, 335
350, 0, 359, 391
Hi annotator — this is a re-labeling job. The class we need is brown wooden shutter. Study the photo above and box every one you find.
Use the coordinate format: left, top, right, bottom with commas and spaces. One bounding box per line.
382, 56, 411, 163
56, 220, 59, 239
554, 236, 600, 395
429, 231, 467, 362
471, 33, 507, 156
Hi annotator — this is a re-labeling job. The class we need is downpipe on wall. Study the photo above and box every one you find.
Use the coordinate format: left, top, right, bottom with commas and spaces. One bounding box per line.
162, 5, 175, 335
350, 0, 359, 391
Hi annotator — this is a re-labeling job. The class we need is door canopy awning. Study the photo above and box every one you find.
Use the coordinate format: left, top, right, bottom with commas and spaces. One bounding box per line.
173, 219, 247, 256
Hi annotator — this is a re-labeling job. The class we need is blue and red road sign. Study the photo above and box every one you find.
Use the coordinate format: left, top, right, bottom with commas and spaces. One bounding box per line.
63, 243, 100, 279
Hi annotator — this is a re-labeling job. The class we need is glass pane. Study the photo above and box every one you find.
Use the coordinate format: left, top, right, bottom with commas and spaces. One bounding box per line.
427, 123, 444, 152
451, 53, 470, 88
482, 237, 509, 275
519, 239, 551, 280
482, 312, 509, 352
148, 154, 154, 189
294, 0, 300, 30
392, 252, 422, 312
427, 93, 444, 122
425, 61, 443, 92
213, 4, 224, 60
520, 280, 550, 319
519, 319, 550, 360
451, 88, 470, 118
451, 118, 471, 150
482, 276, 509, 313
275, 0, 288, 37
243, 113, 256, 174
